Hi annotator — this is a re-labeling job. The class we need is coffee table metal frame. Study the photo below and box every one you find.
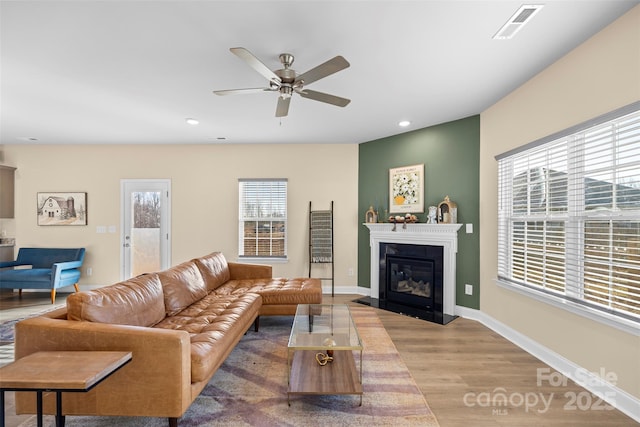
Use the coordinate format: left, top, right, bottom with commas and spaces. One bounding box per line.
0, 351, 132, 427
287, 304, 363, 405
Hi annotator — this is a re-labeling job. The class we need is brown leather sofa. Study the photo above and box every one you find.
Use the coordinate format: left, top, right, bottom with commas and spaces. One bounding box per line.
14, 251, 322, 427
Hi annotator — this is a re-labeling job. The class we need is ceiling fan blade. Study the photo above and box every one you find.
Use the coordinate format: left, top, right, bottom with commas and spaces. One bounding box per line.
213, 88, 274, 96
295, 56, 350, 86
230, 47, 280, 84
275, 96, 291, 117
298, 89, 350, 107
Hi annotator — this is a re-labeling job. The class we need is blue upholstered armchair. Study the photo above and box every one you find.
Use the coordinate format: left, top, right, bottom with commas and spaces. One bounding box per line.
0, 247, 86, 303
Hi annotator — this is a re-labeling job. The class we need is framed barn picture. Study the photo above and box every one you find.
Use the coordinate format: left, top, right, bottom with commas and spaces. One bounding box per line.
37, 192, 87, 226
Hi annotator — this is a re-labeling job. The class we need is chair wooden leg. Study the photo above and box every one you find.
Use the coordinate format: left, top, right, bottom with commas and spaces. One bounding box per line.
18, 289, 23, 298
73, 283, 79, 292
50, 289, 56, 304
254, 316, 260, 332
168, 417, 178, 427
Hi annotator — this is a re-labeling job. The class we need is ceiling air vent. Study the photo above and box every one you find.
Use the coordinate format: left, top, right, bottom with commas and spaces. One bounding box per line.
493, 4, 544, 40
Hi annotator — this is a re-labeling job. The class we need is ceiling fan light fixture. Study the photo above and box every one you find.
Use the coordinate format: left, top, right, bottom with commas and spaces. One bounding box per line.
280, 85, 293, 99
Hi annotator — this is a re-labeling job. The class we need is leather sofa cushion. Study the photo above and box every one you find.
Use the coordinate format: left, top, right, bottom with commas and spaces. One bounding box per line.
193, 252, 231, 292
154, 292, 262, 383
158, 260, 208, 316
66, 273, 166, 327
215, 277, 322, 305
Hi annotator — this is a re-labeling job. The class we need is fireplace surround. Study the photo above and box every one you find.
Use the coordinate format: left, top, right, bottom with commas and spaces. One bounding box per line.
357, 223, 462, 324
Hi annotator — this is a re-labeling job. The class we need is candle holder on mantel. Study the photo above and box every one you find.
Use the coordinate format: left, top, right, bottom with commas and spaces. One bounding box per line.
365, 206, 378, 224
437, 196, 458, 224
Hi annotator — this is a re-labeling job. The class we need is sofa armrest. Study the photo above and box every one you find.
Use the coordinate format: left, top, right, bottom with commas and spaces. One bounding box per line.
51, 260, 84, 286
0, 261, 29, 269
228, 261, 272, 280
52, 259, 84, 271
15, 315, 193, 417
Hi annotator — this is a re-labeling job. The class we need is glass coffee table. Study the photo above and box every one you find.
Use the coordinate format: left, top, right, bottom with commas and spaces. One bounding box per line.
287, 304, 363, 405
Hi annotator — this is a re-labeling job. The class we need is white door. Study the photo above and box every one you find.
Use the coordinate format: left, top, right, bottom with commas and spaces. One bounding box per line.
121, 179, 171, 280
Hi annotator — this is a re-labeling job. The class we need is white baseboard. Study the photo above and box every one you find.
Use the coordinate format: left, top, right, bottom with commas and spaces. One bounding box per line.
355, 286, 371, 296
455, 305, 640, 423
322, 285, 366, 295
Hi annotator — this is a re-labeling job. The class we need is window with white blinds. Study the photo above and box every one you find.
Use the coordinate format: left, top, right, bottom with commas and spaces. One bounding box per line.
497, 103, 640, 329
238, 179, 287, 259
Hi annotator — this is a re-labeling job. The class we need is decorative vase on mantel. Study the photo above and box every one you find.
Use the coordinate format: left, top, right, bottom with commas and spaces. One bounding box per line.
427, 206, 437, 224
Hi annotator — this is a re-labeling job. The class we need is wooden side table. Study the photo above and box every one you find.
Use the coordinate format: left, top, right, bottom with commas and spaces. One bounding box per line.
0, 351, 132, 427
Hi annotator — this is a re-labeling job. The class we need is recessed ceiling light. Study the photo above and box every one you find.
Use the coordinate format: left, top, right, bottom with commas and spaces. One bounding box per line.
398, 120, 411, 127
185, 118, 199, 125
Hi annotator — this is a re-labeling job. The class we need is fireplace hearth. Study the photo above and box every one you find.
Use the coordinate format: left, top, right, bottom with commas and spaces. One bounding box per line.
357, 223, 462, 325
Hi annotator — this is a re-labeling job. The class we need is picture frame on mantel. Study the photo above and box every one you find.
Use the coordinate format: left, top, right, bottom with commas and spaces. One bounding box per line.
389, 164, 424, 214
37, 192, 87, 226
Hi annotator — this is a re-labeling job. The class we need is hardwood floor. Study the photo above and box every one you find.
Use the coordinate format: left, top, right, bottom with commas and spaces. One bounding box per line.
327, 294, 637, 427
1, 291, 637, 426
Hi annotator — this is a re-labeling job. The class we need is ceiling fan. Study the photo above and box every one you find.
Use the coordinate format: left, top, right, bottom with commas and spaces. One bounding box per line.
213, 47, 350, 117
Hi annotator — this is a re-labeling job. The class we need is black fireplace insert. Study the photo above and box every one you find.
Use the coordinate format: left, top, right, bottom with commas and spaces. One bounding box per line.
385, 255, 435, 310
355, 242, 457, 325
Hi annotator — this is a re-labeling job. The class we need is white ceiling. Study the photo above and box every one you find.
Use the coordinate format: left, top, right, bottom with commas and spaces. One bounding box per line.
1, 1, 638, 145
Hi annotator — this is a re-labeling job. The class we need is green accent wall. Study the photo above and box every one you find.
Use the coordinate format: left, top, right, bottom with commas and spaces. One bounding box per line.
358, 115, 480, 309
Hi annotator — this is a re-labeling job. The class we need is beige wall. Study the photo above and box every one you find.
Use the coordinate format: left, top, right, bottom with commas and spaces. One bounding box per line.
480, 5, 640, 400
2, 143, 358, 288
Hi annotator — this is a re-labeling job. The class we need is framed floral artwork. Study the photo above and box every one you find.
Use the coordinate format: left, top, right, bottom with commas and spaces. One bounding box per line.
389, 164, 424, 214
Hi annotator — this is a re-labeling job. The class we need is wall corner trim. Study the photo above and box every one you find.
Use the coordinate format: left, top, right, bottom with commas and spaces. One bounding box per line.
455, 305, 640, 423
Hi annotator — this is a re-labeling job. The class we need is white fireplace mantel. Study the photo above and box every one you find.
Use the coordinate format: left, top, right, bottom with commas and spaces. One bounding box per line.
364, 223, 462, 316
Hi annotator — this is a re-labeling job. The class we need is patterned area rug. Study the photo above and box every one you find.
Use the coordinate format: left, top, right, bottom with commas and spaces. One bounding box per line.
12, 306, 440, 427
0, 317, 20, 343
0, 305, 64, 344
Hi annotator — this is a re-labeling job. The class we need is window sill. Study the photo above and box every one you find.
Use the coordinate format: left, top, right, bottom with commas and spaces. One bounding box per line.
236, 257, 288, 264
495, 278, 640, 337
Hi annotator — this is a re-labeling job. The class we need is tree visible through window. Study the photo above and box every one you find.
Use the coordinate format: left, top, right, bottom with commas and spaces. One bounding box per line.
497, 105, 640, 326
133, 192, 161, 228
238, 179, 287, 258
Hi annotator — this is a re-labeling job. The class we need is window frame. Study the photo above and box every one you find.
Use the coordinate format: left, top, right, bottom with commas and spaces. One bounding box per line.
238, 178, 288, 262
496, 102, 640, 336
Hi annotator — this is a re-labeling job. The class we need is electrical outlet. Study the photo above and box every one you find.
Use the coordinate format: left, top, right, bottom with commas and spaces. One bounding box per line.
348, 268, 354, 277
86, 267, 93, 276
465, 284, 473, 295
